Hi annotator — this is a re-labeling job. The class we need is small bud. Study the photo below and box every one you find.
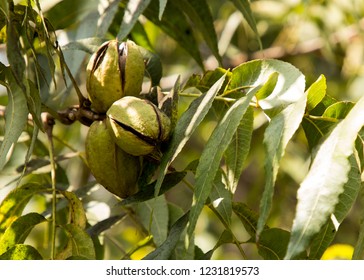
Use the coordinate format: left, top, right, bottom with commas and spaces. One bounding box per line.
106, 96, 171, 156
86, 40, 145, 113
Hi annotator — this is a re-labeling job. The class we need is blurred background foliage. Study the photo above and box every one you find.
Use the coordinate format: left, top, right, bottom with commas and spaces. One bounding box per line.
0, 0, 364, 259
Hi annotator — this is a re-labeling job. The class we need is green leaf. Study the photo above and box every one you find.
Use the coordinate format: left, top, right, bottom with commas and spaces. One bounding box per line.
117, 0, 151, 40
60, 224, 96, 260
309, 155, 361, 259
167, 204, 189, 260
143, 212, 189, 260
86, 215, 125, 238
144, 0, 203, 67
159, 76, 180, 131
356, 128, 364, 174
204, 230, 234, 258
0, 213, 46, 255
187, 88, 257, 242
56, 0, 117, 102
0, 183, 47, 237
174, 0, 221, 64
257, 228, 292, 260
120, 171, 187, 206
6, 11, 25, 90
26, 79, 43, 131
212, 230, 234, 250
61, 191, 87, 229
353, 188, 364, 259
323, 101, 354, 119
158, 0, 168, 19
130, 20, 155, 52
0, 73, 28, 171
231, 60, 307, 236
224, 106, 254, 193
139, 46, 163, 87
285, 94, 364, 259
310, 94, 337, 116
258, 95, 307, 235
44, 0, 99, 30
306, 74, 327, 112
255, 72, 279, 100
301, 117, 336, 151
209, 171, 232, 226
154, 74, 227, 198
136, 196, 169, 246
0, 244, 43, 260
230, 59, 305, 111
184, 68, 230, 94
0, 1, 8, 18
229, 0, 262, 49
233, 202, 268, 239
95, 0, 120, 37
61, 37, 105, 54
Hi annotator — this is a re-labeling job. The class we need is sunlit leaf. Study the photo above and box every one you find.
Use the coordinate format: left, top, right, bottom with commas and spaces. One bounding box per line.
224, 106, 254, 193
230, 59, 305, 111
59, 224, 96, 260
303, 97, 351, 151
0, 244, 43, 260
309, 155, 361, 259
0, 72, 28, 171
231, 60, 306, 236
158, 0, 168, 19
306, 74, 326, 112
255, 72, 279, 100
285, 94, 364, 259
0, 183, 47, 237
61, 191, 87, 229
117, 0, 151, 40
323, 101, 354, 119
309, 94, 337, 116
187, 87, 256, 243
153, 74, 226, 198
0, 213, 46, 255
258, 95, 307, 235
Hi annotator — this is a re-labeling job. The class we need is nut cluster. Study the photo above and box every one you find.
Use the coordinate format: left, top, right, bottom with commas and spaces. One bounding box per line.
84, 39, 171, 198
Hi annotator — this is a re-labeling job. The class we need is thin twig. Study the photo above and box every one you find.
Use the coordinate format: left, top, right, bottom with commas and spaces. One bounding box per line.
43, 113, 57, 260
